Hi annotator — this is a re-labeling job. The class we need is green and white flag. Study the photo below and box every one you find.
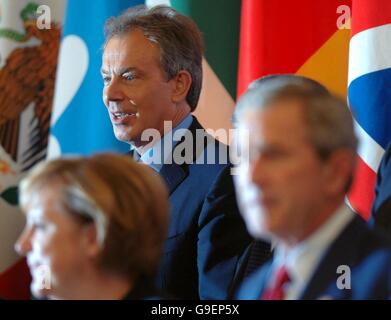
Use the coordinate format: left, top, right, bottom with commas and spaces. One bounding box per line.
147, 0, 241, 138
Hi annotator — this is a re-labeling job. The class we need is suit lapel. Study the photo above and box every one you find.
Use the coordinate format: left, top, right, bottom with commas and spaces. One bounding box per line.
299, 216, 366, 299
159, 116, 205, 195
128, 149, 140, 162
159, 163, 188, 194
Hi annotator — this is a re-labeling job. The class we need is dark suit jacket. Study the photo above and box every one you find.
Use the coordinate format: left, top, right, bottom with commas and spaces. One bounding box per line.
371, 143, 391, 232
236, 215, 391, 300
154, 117, 251, 299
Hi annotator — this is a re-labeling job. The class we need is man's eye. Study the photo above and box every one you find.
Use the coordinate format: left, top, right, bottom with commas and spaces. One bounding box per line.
251, 148, 287, 162
123, 73, 135, 81
264, 150, 288, 161
34, 223, 46, 230
102, 76, 111, 85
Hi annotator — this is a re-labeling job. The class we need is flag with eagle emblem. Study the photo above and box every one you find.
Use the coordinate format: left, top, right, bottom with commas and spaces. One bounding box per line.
0, 0, 65, 299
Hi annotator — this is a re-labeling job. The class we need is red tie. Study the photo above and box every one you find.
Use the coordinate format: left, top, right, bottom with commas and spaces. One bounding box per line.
261, 265, 291, 300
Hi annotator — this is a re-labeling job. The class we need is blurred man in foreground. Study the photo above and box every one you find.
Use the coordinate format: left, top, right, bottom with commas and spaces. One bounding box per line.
233, 75, 391, 299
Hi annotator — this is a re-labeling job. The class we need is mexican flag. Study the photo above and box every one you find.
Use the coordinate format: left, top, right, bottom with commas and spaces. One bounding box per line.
0, 0, 65, 299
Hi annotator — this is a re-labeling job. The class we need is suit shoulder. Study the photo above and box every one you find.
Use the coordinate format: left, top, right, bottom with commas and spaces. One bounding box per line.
235, 264, 270, 300
383, 143, 391, 165
344, 217, 391, 274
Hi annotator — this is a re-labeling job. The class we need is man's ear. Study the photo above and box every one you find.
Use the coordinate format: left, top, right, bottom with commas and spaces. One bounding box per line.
322, 149, 355, 196
82, 224, 101, 258
171, 70, 192, 103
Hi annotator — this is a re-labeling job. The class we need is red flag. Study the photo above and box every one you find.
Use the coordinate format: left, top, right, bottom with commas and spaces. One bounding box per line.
237, 0, 352, 97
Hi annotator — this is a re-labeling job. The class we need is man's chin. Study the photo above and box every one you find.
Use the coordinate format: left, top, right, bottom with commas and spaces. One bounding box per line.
247, 222, 273, 241
114, 131, 136, 145
30, 281, 50, 299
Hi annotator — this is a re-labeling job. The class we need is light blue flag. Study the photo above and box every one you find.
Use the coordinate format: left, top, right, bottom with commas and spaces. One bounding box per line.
48, 0, 145, 158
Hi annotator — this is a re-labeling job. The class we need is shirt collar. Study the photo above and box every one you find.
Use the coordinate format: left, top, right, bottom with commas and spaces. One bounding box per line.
273, 205, 354, 299
130, 114, 193, 172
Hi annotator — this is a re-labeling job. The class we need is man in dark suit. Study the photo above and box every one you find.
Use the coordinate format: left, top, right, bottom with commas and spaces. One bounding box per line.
233, 74, 391, 299
100, 5, 252, 299
371, 143, 391, 233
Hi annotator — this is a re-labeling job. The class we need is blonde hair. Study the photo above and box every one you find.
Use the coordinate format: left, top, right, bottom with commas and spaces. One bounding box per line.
20, 153, 169, 278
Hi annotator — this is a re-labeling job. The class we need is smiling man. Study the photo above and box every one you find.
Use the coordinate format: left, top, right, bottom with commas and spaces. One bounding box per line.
101, 27, 190, 149
100, 5, 251, 299
234, 75, 391, 300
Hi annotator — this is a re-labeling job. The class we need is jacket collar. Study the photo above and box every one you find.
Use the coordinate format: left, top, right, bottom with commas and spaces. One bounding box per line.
159, 116, 205, 194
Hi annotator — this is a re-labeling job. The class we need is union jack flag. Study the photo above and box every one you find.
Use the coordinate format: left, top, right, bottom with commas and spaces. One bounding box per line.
347, 0, 391, 219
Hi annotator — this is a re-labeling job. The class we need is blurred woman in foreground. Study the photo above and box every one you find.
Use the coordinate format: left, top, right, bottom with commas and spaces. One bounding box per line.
15, 153, 169, 300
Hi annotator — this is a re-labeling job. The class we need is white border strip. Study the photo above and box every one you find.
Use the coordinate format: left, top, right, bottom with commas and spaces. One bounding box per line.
348, 23, 391, 85
354, 119, 385, 172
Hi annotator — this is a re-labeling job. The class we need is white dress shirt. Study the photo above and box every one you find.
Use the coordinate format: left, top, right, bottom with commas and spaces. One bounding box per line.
130, 114, 193, 172
272, 205, 354, 299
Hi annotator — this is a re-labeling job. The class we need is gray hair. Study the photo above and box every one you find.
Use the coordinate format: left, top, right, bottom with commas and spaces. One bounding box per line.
234, 74, 358, 160
104, 5, 204, 111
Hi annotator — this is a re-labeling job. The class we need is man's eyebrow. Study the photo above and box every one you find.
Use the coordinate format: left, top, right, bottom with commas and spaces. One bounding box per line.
100, 66, 139, 75
118, 67, 139, 74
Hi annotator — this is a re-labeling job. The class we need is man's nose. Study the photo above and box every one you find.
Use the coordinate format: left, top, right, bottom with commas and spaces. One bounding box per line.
103, 79, 125, 107
14, 227, 33, 256
250, 156, 269, 187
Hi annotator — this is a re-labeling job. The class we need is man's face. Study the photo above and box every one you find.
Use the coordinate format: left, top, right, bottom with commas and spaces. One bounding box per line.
15, 185, 91, 299
234, 101, 330, 243
101, 29, 178, 146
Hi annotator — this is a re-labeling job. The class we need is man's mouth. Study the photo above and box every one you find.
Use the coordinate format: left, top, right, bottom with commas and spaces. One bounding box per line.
27, 259, 42, 273
259, 195, 279, 211
110, 111, 139, 124
113, 111, 138, 119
